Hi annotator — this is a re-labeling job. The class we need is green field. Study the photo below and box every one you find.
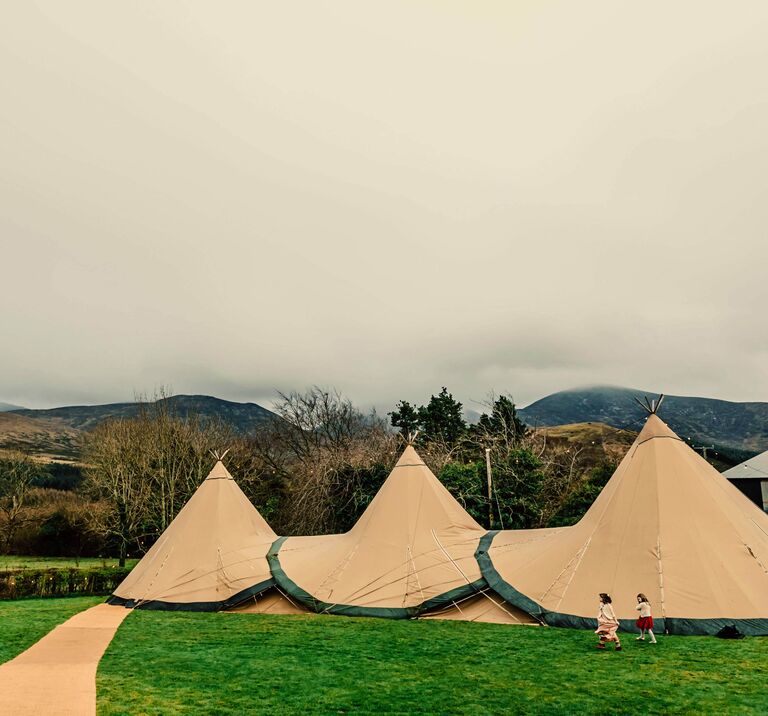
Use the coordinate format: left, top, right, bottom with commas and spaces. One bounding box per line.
1, 598, 766, 714
0, 556, 138, 571
97, 611, 768, 715
0, 596, 104, 664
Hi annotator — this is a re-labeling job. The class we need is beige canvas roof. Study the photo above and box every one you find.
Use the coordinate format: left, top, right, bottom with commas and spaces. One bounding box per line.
420, 591, 538, 625
227, 588, 309, 616
270, 445, 486, 616
481, 415, 768, 633
111, 460, 276, 609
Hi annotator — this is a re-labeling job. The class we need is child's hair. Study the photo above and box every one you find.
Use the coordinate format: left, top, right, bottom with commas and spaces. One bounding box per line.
637, 593, 649, 603
599, 593, 612, 603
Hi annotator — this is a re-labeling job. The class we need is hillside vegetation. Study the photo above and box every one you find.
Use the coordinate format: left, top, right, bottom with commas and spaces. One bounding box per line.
0, 413, 81, 459
536, 422, 636, 463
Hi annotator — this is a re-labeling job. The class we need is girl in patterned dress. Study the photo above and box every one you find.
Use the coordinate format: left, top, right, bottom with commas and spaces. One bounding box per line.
595, 593, 622, 650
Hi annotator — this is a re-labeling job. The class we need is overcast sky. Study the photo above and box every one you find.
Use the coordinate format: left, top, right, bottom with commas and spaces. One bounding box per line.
2, 2, 768, 412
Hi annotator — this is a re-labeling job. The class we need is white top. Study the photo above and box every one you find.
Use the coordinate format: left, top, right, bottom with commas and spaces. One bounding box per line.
636, 601, 652, 617
598, 602, 618, 623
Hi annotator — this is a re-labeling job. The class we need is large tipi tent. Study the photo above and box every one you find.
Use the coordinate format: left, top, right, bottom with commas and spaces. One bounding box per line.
477, 413, 768, 635
269, 445, 488, 617
109, 460, 276, 611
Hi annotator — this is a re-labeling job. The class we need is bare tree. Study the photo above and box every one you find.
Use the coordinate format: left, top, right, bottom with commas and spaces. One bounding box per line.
0, 451, 38, 553
532, 438, 587, 526
82, 391, 266, 562
134, 393, 226, 533
253, 387, 398, 534
82, 419, 153, 566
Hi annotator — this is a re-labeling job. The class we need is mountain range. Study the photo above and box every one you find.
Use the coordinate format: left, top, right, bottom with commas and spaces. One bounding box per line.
518, 386, 768, 457
0, 395, 276, 458
2, 386, 767, 462
12, 395, 275, 432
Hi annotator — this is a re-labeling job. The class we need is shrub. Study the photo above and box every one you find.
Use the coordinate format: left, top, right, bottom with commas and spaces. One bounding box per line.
32, 463, 84, 491
547, 463, 615, 527
0, 567, 131, 600
3, 490, 107, 557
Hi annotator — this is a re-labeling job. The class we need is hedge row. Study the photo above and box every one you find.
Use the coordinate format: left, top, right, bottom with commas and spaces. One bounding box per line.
0, 567, 132, 600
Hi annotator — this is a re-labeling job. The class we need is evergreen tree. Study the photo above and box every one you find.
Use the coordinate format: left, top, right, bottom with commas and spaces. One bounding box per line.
475, 395, 526, 443
417, 387, 467, 446
389, 400, 420, 437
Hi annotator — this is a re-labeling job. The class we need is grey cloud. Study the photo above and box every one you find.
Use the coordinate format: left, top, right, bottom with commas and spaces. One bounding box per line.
2, 2, 768, 411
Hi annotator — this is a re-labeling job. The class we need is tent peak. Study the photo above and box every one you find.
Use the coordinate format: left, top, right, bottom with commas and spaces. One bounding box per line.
205, 460, 234, 481
395, 444, 427, 468
206, 449, 234, 480
636, 413, 682, 444
633, 393, 665, 415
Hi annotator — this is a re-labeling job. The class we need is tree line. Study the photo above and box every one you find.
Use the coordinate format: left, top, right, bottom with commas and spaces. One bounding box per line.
0, 387, 617, 564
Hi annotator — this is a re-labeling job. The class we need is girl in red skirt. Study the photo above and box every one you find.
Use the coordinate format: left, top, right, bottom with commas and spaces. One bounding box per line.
635, 593, 657, 643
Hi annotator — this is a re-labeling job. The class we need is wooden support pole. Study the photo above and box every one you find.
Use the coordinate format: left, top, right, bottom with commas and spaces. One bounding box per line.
485, 448, 494, 529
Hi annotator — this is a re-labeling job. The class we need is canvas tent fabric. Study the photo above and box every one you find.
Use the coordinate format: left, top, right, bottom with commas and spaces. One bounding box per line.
109, 461, 276, 611
478, 415, 768, 635
420, 590, 538, 625
227, 588, 309, 615
269, 445, 487, 617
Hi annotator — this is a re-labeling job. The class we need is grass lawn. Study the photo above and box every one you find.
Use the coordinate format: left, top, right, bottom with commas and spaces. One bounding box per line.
0, 556, 138, 571
0, 595, 104, 664
98, 612, 768, 715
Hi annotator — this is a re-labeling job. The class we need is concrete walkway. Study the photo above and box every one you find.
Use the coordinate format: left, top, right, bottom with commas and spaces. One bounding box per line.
0, 603, 129, 715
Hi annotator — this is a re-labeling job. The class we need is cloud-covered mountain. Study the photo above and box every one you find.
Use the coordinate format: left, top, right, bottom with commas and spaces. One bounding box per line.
519, 386, 768, 456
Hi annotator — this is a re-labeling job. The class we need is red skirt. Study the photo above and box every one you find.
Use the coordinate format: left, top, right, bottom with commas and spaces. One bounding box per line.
636, 616, 654, 630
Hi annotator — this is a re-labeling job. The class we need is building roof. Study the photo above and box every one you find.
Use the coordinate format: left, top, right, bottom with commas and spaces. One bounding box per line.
723, 450, 768, 480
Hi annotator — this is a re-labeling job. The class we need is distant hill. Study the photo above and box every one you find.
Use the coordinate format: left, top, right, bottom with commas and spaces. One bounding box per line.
11, 395, 276, 433
0, 402, 25, 412
2, 395, 277, 458
533, 422, 637, 465
519, 386, 768, 459
0, 412, 82, 458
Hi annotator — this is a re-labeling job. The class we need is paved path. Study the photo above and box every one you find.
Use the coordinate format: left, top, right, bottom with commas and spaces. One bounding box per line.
0, 603, 129, 715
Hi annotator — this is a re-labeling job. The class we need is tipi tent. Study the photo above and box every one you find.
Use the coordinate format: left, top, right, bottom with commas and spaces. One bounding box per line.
269, 445, 487, 617
109, 460, 276, 611
477, 414, 768, 635
723, 450, 768, 512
